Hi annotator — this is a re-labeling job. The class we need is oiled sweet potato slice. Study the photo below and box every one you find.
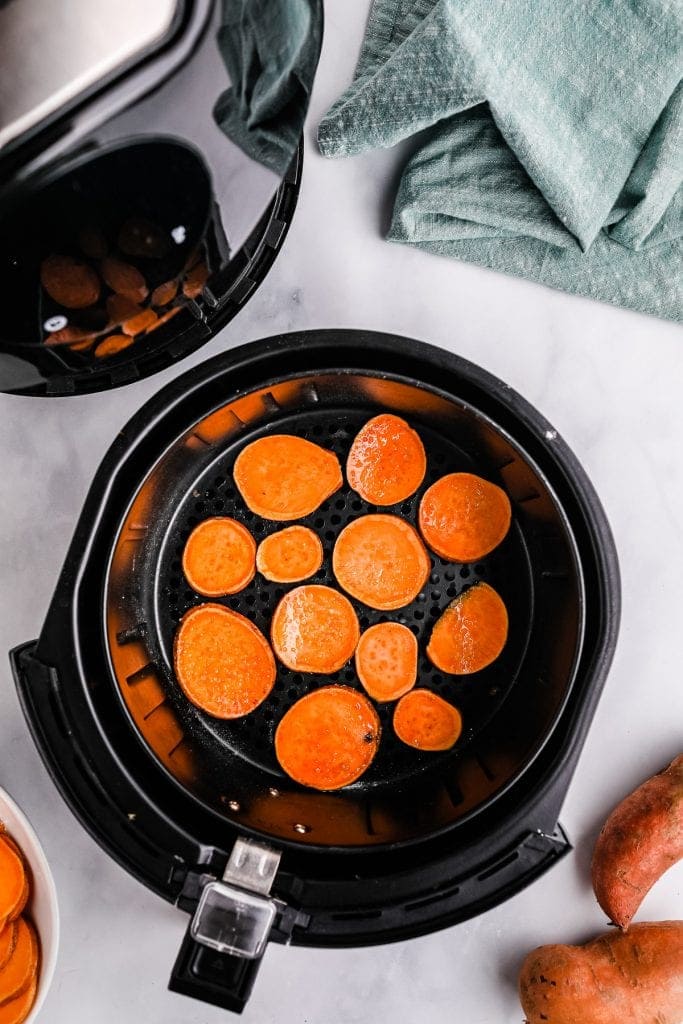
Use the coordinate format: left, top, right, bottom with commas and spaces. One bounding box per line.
519, 922, 683, 1024
182, 517, 256, 596
271, 585, 359, 674
0, 841, 24, 932
151, 280, 178, 306
1, 837, 28, 923
234, 435, 342, 520
256, 526, 323, 583
0, 926, 16, 974
174, 603, 276, 718
419, 472, 511, 561
94, 334, 135, 359
333, 514, 430, 610
355, 622, 417, 701
101, 257, 148, 302
426, 582, 508, 674
275, 686, 380, 790
40, 254, 100, 309
346, 413, 426, 505
0, 919, 37, 1006
592, 754, 683, 930
0, 975, 37, 1024
393, 689, 462, 751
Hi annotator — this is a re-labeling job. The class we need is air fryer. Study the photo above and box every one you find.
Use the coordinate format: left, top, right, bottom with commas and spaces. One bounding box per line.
11, 331, 620, 1014
0, 0, 322, 395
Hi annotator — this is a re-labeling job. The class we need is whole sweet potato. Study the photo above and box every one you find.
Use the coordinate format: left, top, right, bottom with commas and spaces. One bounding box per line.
592, 754, 683, 929
519, 922, 683, 1024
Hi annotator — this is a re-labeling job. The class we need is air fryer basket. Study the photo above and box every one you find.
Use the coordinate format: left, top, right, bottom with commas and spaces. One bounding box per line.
107, 370, 582, 848
11, 331, 619, 1013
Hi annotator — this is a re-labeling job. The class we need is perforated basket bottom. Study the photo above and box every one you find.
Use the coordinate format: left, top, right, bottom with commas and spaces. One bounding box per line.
151, 408, 533, 791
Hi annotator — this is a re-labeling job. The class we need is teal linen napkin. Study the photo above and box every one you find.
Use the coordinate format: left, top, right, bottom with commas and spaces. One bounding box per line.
214, 0, 322, 175
318, 0, 683, 322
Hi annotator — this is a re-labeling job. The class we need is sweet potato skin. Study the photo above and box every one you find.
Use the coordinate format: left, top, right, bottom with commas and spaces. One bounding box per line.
591, 754, 683, 930
519, 922, 683, 1024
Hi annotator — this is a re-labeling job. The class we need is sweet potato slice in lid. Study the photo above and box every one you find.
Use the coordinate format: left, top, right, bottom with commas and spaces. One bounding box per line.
355, 622, 417, 701
182, 517, 256, 596
275, 686, 380, 790
419, 472, 511, 562
233, 435, 342, 520
347, 413, 426, 505
426, 582, 508, 674
174, 603, 276, 718
393, 690, 462, 751
333, 514, 430, 610
256, 526, 323, 583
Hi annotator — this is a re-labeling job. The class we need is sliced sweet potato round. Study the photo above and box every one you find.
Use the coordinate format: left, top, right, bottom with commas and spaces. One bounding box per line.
40, 254, 100, 309
0, 918, 37, 1006
426, 582, 508, 674
174, 603, 276, 718
271, 585, 359, 673
419, 472, 511, 562
256, 526, 323, 583
233, 435, 342, 520
275, 686, 380, 790
0, 926, 16, 974
0, 842, 24, 932
347, 413, 426, 505
393, 690, 462, 751
333, 514, 430, 610
0, 975, 37, 1024
182, 517, 256, 596
355, 622, 417, 701
0, 839, 28, 926
94, 334, 135, 359
101, 257, 148, 302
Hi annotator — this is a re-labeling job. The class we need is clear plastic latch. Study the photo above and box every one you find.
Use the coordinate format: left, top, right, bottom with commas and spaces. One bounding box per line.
190, 839, 281, 960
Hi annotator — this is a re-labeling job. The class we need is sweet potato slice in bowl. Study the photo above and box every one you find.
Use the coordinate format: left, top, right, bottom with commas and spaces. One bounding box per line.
419, 472, 511, 562
182, 517, 256, 596
427, 582, 508, 674
346, 413, 426, 505
333, 514, 430, 610
0, 918, 37, 1006
275, 686, 380, 790
174, 603, 276, 718
393, 689, 462, 751
233, 435, 342, 520
355, 622, 417, 701
0, 840, 24, 932
271, 585, 359, 674
256, 526, 323, 583
0, 975, 37, 1024
0, 926, 16, 974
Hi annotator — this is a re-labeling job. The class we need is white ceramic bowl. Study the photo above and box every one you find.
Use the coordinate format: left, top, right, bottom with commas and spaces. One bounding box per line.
0, 788, 59, 1022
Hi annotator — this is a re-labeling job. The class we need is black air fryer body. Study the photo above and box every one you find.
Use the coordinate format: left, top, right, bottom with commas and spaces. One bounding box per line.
11, 331, 620, 1013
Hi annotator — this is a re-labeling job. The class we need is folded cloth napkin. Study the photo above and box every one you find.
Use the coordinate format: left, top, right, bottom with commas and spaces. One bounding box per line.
318, 0, 683, 322
215, 0, 322, 176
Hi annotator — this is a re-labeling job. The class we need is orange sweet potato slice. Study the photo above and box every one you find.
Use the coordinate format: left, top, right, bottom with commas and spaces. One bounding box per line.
0, 975, 37, 1024
426, 582, 508, 674
182, 517, 256, 597
0, 841, 24, 932
347, 413, 426, 505
174, 603, 276, 718
275, 686, 380, 790
256, 526, 323, 583
40, 254, 101, 309
121, 308, 158, 336
332, 514, 430, 610
0, 926, 16, 974
393, 689, 462, 751
94, 334, 135, 359
355, 622, 417, 702
43, 324, 96, 348
419, 472, 511, 562
105, 293, 142, 327
233, 435, 342, 521
271, 585, 359, 673
182, 261, 209, 299
101, 257, 148, 302
0, 919, 37, 1006
151, 280, 178, 306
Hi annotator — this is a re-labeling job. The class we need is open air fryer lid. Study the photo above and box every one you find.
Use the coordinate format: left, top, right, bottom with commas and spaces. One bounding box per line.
11, 331, 620, 1013
0, 0, 322, 396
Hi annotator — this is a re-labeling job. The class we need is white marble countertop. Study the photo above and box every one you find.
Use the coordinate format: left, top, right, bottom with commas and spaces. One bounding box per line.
0, 4, 681, 1022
